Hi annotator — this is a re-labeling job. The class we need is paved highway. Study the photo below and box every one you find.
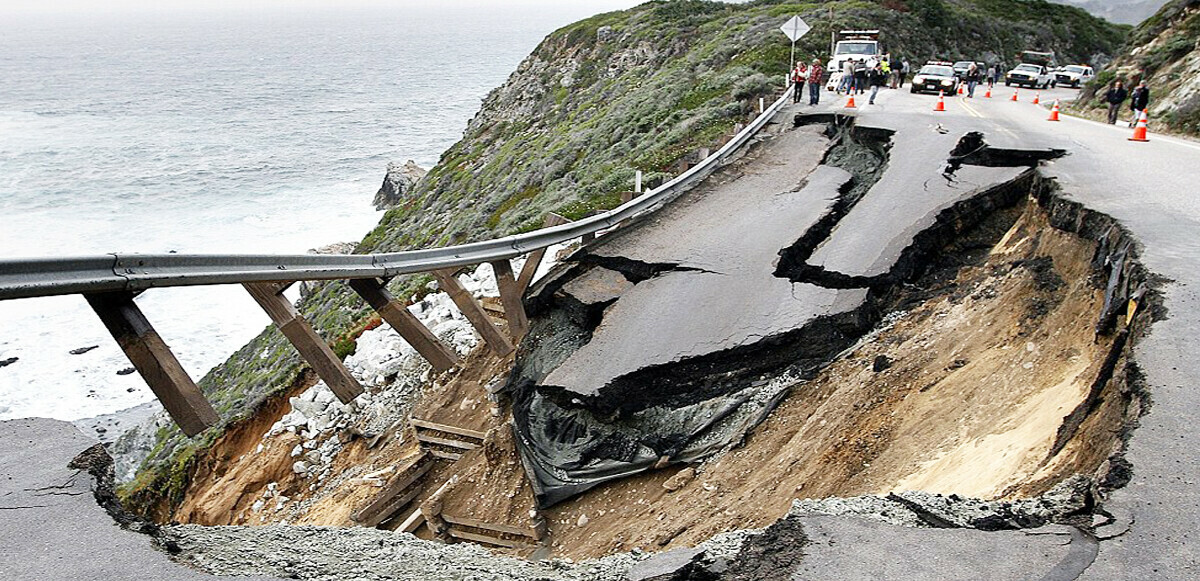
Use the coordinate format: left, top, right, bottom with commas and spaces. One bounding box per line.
2, 83, 1198, 578
805, 84, 1200, 578
537, 82, 1200, 578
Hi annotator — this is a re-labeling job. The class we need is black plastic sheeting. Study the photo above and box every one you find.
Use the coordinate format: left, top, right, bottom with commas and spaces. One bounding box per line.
510, 378, 790, 508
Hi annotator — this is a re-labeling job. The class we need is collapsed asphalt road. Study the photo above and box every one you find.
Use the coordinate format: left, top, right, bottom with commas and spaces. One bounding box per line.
3, 86, 1196, 579
508, 95, 1089, 510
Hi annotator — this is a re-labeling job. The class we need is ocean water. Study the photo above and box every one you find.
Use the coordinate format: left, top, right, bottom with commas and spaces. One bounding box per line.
0, 3, 634, 421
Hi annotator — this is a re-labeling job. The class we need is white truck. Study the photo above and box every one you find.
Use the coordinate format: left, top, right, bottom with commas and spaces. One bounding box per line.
824, 30, 883, 91
1005, 50, 1057, 89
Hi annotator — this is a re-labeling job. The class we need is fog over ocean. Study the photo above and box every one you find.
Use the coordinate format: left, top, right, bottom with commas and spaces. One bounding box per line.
0, 3, 634, 420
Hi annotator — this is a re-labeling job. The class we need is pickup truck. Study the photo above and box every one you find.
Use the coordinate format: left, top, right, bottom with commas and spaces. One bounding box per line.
1054, 65, 1094, 88
1005, 63, 1056, 89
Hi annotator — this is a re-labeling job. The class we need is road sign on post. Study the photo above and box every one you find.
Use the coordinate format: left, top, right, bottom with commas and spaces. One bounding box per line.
780, 16, 811, 91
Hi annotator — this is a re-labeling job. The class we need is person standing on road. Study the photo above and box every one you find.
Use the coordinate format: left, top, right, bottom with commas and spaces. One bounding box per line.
899, 59, 909, 88
1129, 81, 1150, 126
965, 63, 982, 97
986, 64, 998, 88
854, 59, 868, 95
867, 63, 886, 104
808, 58, 824, 105
1103, 81, 1128, 124
792, 60, 808, 104
839, 59, 855, 94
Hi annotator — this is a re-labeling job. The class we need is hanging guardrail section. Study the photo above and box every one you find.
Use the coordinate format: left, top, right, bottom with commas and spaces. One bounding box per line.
0, 88, 795, 436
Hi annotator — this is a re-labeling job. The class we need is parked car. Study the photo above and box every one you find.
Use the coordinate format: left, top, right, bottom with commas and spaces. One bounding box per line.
910, 62, 960, 95
951, 60, 985, 78
1005, 63, 1056, 89
1054, 65, 1094, 88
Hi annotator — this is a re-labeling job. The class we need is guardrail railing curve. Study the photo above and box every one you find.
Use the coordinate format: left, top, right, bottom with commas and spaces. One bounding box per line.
0, 86, 796, 436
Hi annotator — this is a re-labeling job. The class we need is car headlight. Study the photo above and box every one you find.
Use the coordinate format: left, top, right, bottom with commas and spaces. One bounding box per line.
913, 76, 925, 83
941, 79, 952, 86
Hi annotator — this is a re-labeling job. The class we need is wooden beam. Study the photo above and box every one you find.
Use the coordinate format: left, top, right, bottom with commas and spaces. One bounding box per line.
447, 528, 534, 549
85, 292, 218, 437
398, 507, 426, 533
409, 418, 486, 441
431, 269, 514, 357
348, 278, 459, 373
428, 450, 464, 461
351, 453, 432, 525
515, 213, 570, 293
243, 282, 363, 403
489, 259, 529, 341
441, 513, 537, 538
416, 433, 479, 451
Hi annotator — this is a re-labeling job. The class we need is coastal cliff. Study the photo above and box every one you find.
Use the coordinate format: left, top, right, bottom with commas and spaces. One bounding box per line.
117, 0, 1128, 515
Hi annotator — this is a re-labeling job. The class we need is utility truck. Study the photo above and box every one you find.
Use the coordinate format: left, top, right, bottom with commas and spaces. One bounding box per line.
827, 29, 882, 72
825, 30, 883, 91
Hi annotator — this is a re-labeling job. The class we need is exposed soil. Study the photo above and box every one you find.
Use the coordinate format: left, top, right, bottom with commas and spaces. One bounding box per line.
151, 185, 1150, 571
131, 114, 1154, 576
530, 195, 1142, 559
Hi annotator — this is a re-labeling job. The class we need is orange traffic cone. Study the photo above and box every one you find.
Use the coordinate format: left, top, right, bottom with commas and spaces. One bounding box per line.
934, 90, 946, 112
1033, 92, 1041, 105
1011, 90, 1018, 102
1047, 100, 1060, 121
957, 83, 964, 95
1129, 110, 1149, 142
985, 87, 992, 98
845, 94, 857, 108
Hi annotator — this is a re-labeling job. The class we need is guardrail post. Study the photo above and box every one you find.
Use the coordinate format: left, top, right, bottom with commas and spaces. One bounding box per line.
244, 282, 364, 403
635, 170, 643, 194
348, 278, 459, 373
489, 259, 529, 341
432, 269, 515, 356
516, 213, 570, 293
85, 291, 219, 437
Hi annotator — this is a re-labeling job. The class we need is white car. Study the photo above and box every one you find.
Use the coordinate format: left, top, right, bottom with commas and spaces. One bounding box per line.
1005, 63, 1056, 89
1054, 65, 1094, 88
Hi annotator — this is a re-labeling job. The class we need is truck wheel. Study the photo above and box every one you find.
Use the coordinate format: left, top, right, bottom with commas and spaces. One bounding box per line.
1004, 80, 1011, 87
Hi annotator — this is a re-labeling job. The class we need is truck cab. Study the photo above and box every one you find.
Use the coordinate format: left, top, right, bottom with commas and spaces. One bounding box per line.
1054, 65, 1094, 88
827, 30, 882, 74
1005, 63, 1056, 89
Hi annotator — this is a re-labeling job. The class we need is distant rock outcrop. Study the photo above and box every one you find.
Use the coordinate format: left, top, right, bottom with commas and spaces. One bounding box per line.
1078, 0, 1200, 134
1053, 0, 1170, 25
372, 160, 427, 210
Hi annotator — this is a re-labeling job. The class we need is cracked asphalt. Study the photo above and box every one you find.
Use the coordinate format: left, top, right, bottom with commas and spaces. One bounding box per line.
0, 418, 282, 581
2, 85, 1198, 578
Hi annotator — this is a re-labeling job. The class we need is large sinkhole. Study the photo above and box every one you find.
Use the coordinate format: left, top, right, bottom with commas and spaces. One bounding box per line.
123, 117, 1157, 574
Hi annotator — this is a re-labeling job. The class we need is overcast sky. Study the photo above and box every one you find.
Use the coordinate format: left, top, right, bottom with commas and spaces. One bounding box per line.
0, 0, 651, 16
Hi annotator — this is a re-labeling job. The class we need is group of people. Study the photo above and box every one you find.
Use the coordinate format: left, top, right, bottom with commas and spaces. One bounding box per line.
1103, 80, 1151, 126
789, 59, 825, 105
790, 56, 908, 107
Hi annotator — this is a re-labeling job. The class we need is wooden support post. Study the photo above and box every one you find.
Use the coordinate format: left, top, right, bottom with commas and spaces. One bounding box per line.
348, 278, 459, 373
243, 282, 363, 403
489, 259, 529, 341
515, 213, 570, 293
432, 269, 514, 356
85, 292, 218, 437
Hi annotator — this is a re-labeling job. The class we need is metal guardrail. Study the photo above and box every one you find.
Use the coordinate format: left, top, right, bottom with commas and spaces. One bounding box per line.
0, 88, 794, 301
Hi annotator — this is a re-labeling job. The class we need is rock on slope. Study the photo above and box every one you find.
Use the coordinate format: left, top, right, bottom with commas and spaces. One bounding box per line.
1079, 0, 1200, 134
118, 0, 1128, 516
